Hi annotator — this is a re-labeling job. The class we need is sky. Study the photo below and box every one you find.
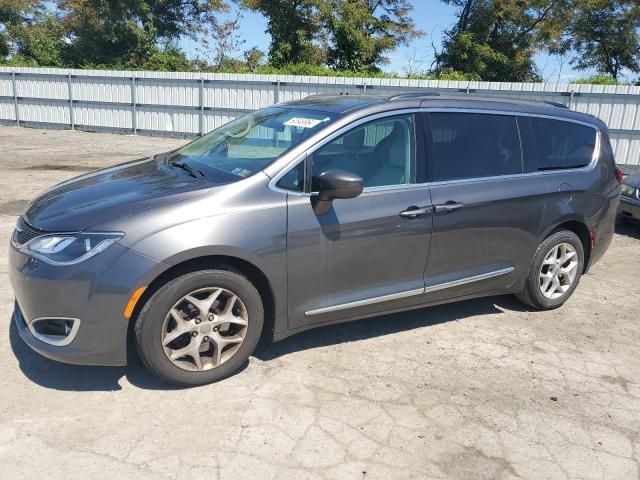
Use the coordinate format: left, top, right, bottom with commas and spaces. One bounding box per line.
181, 1, 606, 83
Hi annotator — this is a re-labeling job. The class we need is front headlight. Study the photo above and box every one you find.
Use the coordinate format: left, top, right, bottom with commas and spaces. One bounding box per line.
23, 232, 124, 266
621, 184, 640, 199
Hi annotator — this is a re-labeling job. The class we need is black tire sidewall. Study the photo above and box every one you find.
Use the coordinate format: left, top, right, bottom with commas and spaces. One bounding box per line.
526, 230, 585, 309
135, 269, 264, 386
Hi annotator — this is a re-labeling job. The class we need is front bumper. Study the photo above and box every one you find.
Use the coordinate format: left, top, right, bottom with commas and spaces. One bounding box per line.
618, 195, 640, 221
9, 242, 162, 366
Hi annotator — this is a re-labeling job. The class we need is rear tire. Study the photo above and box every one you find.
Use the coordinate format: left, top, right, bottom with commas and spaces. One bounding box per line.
135, 269, 264, 386
516, 230, 584, 310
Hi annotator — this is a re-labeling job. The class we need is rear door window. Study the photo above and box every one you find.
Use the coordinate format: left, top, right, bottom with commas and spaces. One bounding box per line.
428, 113, 523, 181
530, 118, 596, 170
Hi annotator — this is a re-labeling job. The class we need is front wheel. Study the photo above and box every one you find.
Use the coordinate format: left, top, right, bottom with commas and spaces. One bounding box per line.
516, 230, 584, 310
135, 269, 264, 386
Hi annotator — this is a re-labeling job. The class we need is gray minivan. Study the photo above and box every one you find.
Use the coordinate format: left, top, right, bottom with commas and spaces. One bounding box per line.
9, 93, 622, 386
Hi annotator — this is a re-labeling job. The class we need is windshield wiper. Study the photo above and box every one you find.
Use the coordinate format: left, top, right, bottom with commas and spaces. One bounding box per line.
172, 162, 204, 178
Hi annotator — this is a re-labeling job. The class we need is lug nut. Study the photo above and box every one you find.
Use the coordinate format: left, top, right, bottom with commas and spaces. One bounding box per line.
213, 326, 219, 332
192, 332, 198, 337
208, 314, 214, 321
195, 318, 201, 324
203, 336, 209, 342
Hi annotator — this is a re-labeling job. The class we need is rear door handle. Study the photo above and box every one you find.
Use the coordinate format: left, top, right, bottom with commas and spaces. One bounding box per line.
399, 206, 433, 218
434, 202, 464, 214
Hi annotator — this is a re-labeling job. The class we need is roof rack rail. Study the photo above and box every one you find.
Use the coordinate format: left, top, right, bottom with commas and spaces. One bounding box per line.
387, 91, 441, 100
305, 92, 353, 98
543, 101, 569, 109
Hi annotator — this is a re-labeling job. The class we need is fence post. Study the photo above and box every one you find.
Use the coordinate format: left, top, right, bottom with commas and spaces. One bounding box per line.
569, 89, 575, 110
199, 78, 204, 136
131, 75, 137, 135
273, 80, 280, 105
11, 72, 19, 127
67, 74, 75, 130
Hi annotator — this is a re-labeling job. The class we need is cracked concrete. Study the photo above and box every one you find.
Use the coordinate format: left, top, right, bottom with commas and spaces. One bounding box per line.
0, 126, 639, 479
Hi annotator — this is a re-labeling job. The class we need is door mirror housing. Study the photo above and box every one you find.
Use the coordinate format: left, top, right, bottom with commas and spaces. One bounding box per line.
311, 169, 363, 215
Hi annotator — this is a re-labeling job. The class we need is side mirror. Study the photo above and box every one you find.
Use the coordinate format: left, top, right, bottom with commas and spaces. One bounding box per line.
311, 169, 363, 215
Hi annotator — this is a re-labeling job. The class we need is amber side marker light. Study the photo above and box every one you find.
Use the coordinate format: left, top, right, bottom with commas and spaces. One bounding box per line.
124, 286, 147, 319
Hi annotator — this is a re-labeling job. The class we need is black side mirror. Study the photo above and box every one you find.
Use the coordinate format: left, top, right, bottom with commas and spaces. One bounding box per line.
311, 169, 363, 215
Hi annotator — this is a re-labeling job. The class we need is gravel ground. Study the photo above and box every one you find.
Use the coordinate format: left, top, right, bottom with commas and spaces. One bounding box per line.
0, 126, 639, 480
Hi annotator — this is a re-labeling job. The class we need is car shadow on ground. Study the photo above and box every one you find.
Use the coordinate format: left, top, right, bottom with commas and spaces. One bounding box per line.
616, 220, 640, 239
253, 294, 526, 361
10, 294, 525, 392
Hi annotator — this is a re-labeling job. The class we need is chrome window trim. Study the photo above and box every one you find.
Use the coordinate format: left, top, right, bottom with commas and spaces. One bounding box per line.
424, 108, 601, 184
269, 106, 602, 196
269, 108, 423, 196
304, 267, 514, 316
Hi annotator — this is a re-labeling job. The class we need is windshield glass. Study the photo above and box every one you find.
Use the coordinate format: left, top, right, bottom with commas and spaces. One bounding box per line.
170, 107, 336, 181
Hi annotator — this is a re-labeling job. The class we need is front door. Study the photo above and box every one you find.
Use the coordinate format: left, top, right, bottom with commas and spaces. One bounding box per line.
421, 111, 546, 302
284, 113, 433, 330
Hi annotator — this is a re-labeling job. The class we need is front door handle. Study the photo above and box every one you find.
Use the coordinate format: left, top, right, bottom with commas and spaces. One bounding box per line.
434, 202, 464, 214
399, 206, 433, 218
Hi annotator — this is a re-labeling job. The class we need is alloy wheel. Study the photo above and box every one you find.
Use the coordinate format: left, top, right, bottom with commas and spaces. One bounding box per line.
538, 242, 579, 300
161, 287, 249, 371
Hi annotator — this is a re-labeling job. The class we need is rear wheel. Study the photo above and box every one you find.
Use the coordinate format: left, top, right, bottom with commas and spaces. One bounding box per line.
135, 269, 263, 386
516, 230, 584, 310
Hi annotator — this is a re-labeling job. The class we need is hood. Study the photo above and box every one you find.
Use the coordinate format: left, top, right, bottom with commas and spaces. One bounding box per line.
25, 155, 220, 231
623, 172, 640, 189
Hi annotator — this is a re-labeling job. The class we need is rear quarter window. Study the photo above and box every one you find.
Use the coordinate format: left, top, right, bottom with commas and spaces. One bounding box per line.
530, 118, 597, 170
428, 112, 523, 181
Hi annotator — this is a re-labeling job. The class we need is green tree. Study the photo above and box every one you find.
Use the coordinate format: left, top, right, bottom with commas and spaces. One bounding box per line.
142, 45, 192, 71
0, 0, 41, 59
565, 0, 639, 81
434, 0, 570, 82
59, 0, 227, 67
242, 0, 325, 66
243, 46, 265, 71
7, 11, 65, 66
324, 0, 422, 72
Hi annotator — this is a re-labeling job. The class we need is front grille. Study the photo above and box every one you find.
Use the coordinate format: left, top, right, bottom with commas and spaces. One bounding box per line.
13, 216, 45, 245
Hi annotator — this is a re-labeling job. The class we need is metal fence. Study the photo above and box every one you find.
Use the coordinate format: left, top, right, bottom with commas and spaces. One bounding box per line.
1, 66, 639, 168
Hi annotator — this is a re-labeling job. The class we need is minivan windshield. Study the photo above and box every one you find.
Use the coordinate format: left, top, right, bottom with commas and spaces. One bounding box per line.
170, 107, 336, 181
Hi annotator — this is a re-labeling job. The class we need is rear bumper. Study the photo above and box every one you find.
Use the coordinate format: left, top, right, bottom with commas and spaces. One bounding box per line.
9, 242, 161, 366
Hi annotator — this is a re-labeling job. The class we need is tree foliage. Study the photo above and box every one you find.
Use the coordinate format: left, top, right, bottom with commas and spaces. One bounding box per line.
563, 0, 640, 80
242, 0, 325, 66
59, 0, 228, 67
0, 0, 639, 82
324, 0, 422, 72
434, 0, 570, 81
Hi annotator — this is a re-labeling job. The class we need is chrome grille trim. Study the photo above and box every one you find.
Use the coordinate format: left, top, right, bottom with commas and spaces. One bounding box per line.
13, 217, 45, 246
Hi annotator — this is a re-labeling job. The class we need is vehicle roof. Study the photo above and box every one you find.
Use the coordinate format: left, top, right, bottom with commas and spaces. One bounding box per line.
282, 92, 604, 128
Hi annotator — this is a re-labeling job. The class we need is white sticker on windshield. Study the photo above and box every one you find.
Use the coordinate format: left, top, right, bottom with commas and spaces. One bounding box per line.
284, 117, 323, 129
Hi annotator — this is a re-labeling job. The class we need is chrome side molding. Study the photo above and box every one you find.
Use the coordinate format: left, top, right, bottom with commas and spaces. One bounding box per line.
424, 267, 514, 293
305, 288, 424, 316
304, 267, 514, 316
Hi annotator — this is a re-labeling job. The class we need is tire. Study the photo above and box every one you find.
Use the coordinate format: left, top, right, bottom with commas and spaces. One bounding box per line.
135, 269, 264, 386
516, 230, 585, 310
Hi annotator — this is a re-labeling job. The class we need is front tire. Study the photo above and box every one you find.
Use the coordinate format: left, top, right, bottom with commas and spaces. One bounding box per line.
135, 269, 264, 386
516, 230, 584, 310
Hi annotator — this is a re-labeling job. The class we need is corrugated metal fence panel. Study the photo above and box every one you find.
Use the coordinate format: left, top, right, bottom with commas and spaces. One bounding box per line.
18, 98, 70, 124
0, 100, 15, 121
75, 104, 133, 129
0, 67, 639, 166
72, 76, 131, 104
16, 73, 69, 100
0, 72, 14, 96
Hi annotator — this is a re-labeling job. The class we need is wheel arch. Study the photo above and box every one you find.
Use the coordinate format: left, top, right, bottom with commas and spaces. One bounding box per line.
541, 218, 592, 273
128, 253, 277, 354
